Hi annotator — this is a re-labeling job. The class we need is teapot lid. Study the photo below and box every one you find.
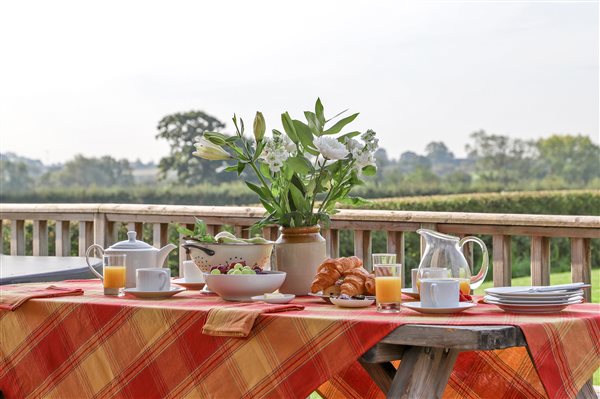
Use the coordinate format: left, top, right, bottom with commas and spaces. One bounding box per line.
110, 231, 154, 250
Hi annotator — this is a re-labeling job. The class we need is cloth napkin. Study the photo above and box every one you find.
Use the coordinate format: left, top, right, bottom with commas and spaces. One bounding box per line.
459, 292, 473, 302
0, 285, 84, 311
202, 303, 304, 338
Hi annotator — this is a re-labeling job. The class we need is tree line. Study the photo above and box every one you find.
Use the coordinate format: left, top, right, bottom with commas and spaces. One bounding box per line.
1, 110, 598, 196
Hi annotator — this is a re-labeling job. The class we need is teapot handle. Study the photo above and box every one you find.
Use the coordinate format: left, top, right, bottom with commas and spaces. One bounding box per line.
86, 244, 105, 281
458, 236, 488, 290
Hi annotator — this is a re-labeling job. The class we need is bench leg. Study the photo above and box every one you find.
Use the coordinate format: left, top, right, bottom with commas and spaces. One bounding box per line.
387, 346, 459, 399
358, 360, 397, 393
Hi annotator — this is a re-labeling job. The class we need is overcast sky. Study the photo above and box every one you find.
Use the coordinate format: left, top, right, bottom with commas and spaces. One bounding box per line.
0, 0, 598, 164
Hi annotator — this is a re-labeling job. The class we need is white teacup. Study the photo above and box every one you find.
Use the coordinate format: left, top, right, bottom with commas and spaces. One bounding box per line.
420, 279, 459, 308
136, 268, 170, 292
183, 260, 204, 283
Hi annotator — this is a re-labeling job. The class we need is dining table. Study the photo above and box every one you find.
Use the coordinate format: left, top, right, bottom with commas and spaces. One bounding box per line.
0, 279, 598, 399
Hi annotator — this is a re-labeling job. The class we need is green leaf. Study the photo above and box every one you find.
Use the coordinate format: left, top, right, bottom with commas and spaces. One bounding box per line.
259, 162, 273, 181
290, 173, 306, 195
315, 98, 325, 126
289, 184, 309, 212
281, 112, 299, 143
304, 111, 320, 136
245, 181, 269, 200
323, 113, 359, 135
286, 156, 313, 174
337, 131, 361, 143
223, 165, 238, 172
237, 162, 246, 175
292, 120, 317, 152
176, 225, 195, 237
362, 165, 377, 176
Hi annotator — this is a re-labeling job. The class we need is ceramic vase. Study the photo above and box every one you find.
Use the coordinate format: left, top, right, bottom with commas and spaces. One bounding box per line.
275, 225, 327, 295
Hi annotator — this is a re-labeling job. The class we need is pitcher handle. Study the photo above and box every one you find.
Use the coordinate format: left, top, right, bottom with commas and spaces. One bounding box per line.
86, 244, 105, 281
458, 236, 489, 290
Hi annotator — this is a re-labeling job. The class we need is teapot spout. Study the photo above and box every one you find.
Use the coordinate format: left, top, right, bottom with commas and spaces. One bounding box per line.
157, 243, 177, 268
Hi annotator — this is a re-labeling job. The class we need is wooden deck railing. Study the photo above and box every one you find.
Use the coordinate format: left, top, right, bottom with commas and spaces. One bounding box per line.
1, 204, 598, 300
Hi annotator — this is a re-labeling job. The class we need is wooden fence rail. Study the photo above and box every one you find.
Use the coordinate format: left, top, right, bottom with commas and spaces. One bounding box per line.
1, 204, 598, 300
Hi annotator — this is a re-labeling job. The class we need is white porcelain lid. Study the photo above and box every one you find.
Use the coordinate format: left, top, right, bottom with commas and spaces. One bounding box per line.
109, 231, 154, 250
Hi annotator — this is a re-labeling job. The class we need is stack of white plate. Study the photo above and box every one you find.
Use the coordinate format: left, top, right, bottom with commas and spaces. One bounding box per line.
484, 283, 588, 314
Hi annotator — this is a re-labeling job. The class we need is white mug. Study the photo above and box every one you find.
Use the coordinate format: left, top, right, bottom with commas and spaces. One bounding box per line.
183, 260, 204, 283
136, 268, 170, 292
420, 279, 459, 308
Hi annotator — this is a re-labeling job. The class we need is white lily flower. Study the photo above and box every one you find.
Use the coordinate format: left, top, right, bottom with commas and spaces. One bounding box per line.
193, 137, 232, 161
314, 136, 349, 160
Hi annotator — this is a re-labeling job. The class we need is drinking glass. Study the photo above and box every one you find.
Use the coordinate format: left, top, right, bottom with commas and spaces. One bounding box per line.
372, 253, 397, 265
102, 254, 126, 296
374, 264, 402, 313
416, 267, 448, 293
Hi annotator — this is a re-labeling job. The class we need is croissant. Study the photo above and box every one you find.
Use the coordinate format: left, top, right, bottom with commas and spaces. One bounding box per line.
340, 268, 369, 296
365, 273, 376, 295
311, 257, 363, 293
310, 266, 342, 293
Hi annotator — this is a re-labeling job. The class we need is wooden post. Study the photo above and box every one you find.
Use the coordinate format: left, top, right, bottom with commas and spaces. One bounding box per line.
386, 231, 406, 286
179, 223, 194, 276
106, 221, 118, 245
492, 235, 512, 287
531, 236, 550, 286
33, 220, 48, 256
55, 221, 71, 256
571, 237, 591, 302
234, 225, 244, 238
93, 213, 107, 249
78, 221, 94, 256
153, 223, 169, 248
329, 229, 340, 258
10, 220, 25, 255
354, 230, 372, 270
0, 219, 3, 254
127, 222, 143, 239
207, 224, 218, 236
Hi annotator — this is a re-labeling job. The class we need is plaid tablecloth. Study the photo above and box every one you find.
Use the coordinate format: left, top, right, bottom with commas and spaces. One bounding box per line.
1, 280, 598, 399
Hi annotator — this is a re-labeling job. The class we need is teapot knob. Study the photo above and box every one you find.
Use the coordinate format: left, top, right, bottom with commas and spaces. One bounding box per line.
127, 231, 137, 242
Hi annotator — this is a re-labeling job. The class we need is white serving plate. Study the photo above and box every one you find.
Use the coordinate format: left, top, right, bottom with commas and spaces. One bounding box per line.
172, 278, 205, 291
124, 286, 185, 299
251, 294, 296, 304
401, 288, 420, 299
484, 295, 584, 305
485, 286, 584, 298
330, 297, 375, 308
402, 301, 476, 314
483, 296, 583, 313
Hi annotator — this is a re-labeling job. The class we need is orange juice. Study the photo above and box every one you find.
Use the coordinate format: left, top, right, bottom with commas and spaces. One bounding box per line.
104, 266, 126, 288
375, 276, 402, 303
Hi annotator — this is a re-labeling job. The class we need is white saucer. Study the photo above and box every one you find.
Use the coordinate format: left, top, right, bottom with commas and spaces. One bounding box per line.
330, 297, 375, 308
401, 288, 420, 299
402, 301, 476, 314
124, 287, 185, 299
251, 294, 296, 304
172, 278, 205, 290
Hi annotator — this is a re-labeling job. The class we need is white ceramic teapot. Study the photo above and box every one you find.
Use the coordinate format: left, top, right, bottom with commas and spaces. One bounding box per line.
86, 231, 176, 288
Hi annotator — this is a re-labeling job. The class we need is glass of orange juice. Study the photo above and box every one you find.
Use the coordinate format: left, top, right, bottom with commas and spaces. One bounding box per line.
374, 264, 402, 313
102, 254, 126, 296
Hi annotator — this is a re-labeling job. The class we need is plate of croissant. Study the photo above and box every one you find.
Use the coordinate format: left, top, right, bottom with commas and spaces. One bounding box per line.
310, 256, 376, 306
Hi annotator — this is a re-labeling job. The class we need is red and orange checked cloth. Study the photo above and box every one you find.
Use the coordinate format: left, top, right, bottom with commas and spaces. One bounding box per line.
202, 302, 304, 337
0, 280, 598, 399
0, 285, 83, 311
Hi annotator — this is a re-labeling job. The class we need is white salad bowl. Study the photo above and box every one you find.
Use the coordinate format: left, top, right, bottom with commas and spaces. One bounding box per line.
203, 271, 287, 301
181, 240, 274, 272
